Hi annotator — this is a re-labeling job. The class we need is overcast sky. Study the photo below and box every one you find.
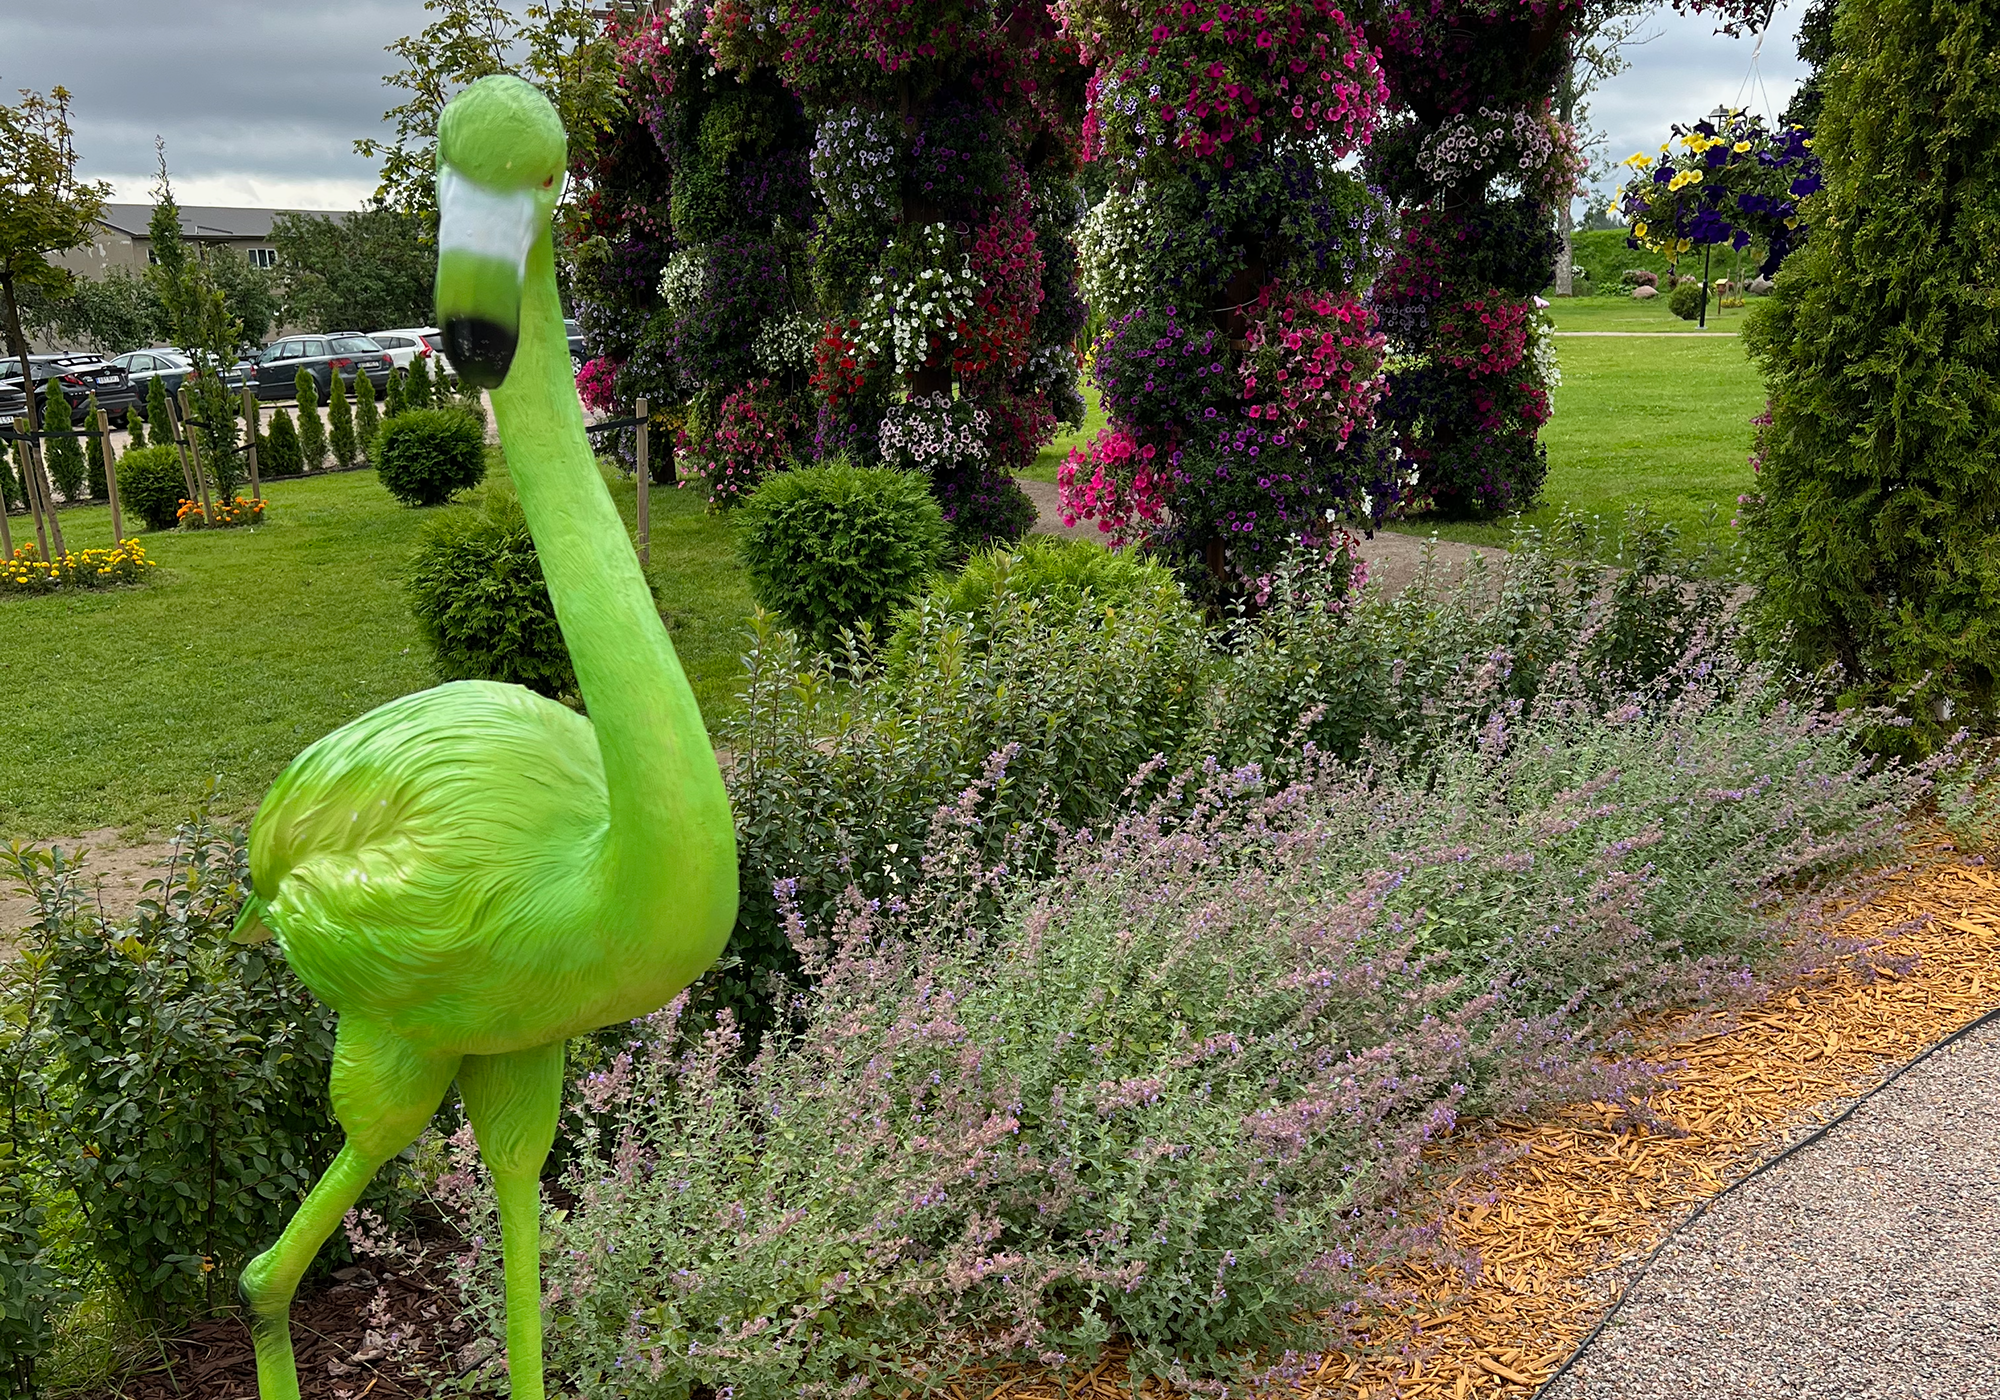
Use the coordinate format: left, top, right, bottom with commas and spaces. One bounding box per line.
0, 1, 1809, 214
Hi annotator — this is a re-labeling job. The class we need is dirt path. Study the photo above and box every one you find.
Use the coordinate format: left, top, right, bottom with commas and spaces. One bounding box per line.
2, 829, 177, 941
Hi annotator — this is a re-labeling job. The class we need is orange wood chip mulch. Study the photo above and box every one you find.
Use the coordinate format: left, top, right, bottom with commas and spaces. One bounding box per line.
995, 840, 2000, 1400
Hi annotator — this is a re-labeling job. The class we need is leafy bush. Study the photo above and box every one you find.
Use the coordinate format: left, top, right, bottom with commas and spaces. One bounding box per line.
405, 491, 574, 698
0, 821, 413, 1330
1668, 277, 1707, 321
427, 628, 1925, 1395
714, 572, 1211, 1033
917, 535, 1180, 622
737, 462, 945, 648
261, 406, 304, 478
113, 444, 186, 531
1202, 512, 1738, 771
376, 407, 487, 507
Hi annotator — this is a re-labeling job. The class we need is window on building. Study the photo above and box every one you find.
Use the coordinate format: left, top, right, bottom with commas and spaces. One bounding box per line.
247, 247, 278, 269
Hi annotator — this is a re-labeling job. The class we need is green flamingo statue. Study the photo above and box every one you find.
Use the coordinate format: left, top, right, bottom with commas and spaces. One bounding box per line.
234, 75, 737, 1400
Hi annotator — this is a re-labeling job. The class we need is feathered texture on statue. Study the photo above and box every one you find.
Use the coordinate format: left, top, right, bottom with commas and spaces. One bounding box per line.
234, 75, 738, 1400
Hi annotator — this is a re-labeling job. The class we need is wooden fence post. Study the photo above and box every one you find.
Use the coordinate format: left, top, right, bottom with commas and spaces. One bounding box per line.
242, 386, 261, 502
165, 394, 198, 507
176, 386, 216, 523
96, 407, 124, 544
635, 396, 650, 566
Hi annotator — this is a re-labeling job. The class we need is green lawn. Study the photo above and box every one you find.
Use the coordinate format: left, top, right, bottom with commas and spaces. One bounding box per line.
1022, 384, 1108, 484
1394, 331, 1766, 553
0, 461, 751, 841
1543, 296, 1750, 333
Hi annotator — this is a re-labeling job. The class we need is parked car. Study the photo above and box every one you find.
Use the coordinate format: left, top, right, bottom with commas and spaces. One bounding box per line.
245, 334, 393, 403
0, 353, 139, 426
105, 347, 197, 401
367, 327, 450, 373
564, 317, 586, 370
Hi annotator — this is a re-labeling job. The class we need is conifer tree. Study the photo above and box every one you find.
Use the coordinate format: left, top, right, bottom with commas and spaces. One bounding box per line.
146, 374, 173, 447
82, 392, 110, 499
294, 366, 327, 471
42, 379, 84, 501
384, 365, 406, 419
263, 405, 302, 478
1742, 0, 2000, 751
352, 370, 380, 461
326, 365, 355, 468
127, 405, 145, 449
405, 350, 432, 409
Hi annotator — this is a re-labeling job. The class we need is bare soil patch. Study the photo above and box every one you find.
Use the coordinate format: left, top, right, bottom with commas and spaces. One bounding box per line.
3, 830, 177, 946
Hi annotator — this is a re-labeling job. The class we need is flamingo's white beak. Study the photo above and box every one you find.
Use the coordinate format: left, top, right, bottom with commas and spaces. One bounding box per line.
434, 162, 542, 390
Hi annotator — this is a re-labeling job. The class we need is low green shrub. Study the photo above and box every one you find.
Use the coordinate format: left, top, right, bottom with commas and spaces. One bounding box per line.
716, 571, 1211, 1033
923, 535, 1179, 620
0, 820, 414, 1336
1668, 277, 1708, 320
405, 491, 574, 698
737, 462, 945, 648
113, 444, 186, 531
424, 635, 1926, 1396
261, 406, 304, 478
376, 407, 487, 507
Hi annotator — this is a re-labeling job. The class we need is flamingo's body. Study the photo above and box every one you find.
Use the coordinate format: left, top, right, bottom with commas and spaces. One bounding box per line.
236, 77, 737, 1400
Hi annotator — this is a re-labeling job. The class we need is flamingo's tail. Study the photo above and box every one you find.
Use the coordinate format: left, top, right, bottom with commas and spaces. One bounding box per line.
231, 890, 276, 945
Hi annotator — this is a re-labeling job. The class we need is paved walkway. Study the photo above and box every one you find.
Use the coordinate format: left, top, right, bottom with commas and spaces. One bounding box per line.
1543, 1016, 2000, 1400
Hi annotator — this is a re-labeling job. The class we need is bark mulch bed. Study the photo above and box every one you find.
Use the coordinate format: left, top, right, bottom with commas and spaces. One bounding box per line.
86, 839, 2000, 1400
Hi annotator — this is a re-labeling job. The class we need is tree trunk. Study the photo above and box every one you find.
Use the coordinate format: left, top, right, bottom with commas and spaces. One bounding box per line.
1553, 53, 1579, 298
0, 270, 64, 557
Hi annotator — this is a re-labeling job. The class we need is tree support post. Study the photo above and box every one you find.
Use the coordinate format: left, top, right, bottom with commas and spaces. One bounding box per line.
96, 406, 123, 544
635, 396, 649, 567
177, 385, 216, 522
243, 385, 262, 502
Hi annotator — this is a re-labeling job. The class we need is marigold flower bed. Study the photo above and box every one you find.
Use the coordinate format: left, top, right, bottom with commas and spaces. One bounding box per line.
983, 835, 2000, 1399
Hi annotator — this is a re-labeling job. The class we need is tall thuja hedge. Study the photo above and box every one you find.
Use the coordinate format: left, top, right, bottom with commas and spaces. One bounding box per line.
1739, 0, 2000, 750
568, 8, 818, 506
1056, 0, 1394, 588
759, 0, 1087, 548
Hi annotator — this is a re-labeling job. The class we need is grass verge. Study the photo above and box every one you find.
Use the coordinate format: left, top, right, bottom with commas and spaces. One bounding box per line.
0, 459, 752, 840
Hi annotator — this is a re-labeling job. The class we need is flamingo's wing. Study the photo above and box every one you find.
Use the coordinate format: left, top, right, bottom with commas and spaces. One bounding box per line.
247, 680, 610, 1041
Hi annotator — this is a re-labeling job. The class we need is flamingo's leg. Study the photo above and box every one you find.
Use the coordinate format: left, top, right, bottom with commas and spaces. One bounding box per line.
240, 1020, 459, 1400
458, 1039, 565, 1400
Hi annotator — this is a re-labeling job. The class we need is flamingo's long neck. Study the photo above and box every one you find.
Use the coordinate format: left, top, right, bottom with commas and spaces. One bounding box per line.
490, 230, 736, 977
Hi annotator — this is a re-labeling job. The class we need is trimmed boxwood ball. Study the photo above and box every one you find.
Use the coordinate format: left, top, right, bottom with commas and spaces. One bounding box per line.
376, 408, 488, 507
1668, 278, 1708, 321
406, 491, 574, 698
114, 445, 187, 531
738, 462, 946, 649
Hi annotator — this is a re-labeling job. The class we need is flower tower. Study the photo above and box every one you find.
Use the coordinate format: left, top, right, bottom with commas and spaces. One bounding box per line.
569, 3, 820, 506
1055, 0, 1395, 589
731, 0, 1090, 550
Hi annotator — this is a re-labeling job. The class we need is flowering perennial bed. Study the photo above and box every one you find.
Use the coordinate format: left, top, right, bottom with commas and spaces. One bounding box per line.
1, 538, 154, 594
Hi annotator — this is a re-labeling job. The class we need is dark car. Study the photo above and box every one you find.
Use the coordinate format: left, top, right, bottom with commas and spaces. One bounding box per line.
106, 347, 199, 402
246, 333, 393, 402
0, 354, 139, 427
564, 317, 586, 369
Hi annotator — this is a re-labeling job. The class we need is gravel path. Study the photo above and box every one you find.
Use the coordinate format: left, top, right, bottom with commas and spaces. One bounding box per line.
1542, 1015, 2000, 1400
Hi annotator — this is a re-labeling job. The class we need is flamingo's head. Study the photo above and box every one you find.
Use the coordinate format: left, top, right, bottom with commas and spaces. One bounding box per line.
434, 74, 567, 390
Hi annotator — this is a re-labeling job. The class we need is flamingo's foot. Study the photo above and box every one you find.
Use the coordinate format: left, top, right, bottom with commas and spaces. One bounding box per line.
238, 1249, 303, 1400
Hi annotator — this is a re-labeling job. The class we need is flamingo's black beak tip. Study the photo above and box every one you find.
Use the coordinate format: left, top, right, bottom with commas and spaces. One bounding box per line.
442, 318, 516, 391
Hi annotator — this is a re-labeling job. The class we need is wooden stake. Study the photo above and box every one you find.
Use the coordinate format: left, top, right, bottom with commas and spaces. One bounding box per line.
14, 419, 53, 561
97, 407, 123, 544
177, 386, 215, 523
242, 385, 261, 502
165, 394, 198, 508
635, 396, 650, 566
